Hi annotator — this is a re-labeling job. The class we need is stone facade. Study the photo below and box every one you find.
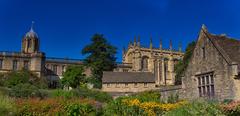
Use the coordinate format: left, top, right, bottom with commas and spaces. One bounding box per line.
0, 23, 86, 88
116, 37, 184, 85
102, 83, 156, 93
182, 25, 240, 101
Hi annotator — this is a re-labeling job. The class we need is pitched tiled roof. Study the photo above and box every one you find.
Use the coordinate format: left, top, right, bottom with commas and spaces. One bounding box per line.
204, 31, 240, 64
102, 71, 155, 83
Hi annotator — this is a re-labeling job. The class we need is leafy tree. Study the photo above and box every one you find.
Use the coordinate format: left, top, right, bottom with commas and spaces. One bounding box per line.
61, 65, 87, 89
175, 41, 196, 84
3, 69, 47, 88
82, 34, 117, 88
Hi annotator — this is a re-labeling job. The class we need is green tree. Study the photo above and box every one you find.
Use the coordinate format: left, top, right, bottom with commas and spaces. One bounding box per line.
82, 34, 117, 88
3, 69, 47, 88
61, 65, 87, 89
175, 41, 196, 84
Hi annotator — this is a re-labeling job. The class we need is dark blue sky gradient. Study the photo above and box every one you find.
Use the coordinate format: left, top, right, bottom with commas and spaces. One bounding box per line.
0, 0, 240, 61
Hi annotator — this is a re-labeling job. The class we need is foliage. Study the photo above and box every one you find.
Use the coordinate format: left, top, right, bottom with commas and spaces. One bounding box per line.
104, 96, 187, 116
61, 65, 87, 89
65, 103, 96, 116
9, 83, 47, 98
2, 69, 47, 88
0, 91, 16, 115
167, 94, 179, 103
132, 91, 161, 102
165, 100, 224, 116
221, 100, 240, 116
48, 88, 112, 103
15, 97, 97, 115
175, 41, 196, 84
82, 34, 117, 88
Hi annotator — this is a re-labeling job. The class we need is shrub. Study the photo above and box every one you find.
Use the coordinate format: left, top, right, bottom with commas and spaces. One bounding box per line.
3, 70, 48, 89
9, 83, 46, 98
167, 94, 179, 103
221, 100, 240, 116
15, 97, 97, 115
165, 100, 224, 116
0, 91, 16, 115
65, 103, 96, 116
132, 91, 161, 102
103, 95, 187, 116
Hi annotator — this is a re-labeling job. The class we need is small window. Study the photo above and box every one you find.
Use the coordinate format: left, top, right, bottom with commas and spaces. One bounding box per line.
125, 83, 128, 87
115, 83, 120, 88
134, 83, 137, 87
24, 61, 29, 70
13, 60, 18, 71
62, 65, 65, 75
107, 83, 110, 87
0, 59, 2, 69
144, 83, 147, 87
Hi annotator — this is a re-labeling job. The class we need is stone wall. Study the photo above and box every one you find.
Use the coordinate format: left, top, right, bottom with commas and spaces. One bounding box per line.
182, 28, 235, 101
102, 82, 156, 92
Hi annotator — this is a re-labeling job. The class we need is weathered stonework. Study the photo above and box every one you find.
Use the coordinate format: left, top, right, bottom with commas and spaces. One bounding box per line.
182, 25, 240, 101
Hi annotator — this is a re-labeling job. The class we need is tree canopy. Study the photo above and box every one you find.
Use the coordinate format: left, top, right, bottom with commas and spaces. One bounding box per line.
82, 34, 117, 88
61, 65, 87, 89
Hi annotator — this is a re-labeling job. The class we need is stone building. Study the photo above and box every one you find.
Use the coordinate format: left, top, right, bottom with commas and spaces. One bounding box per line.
102, 72, 155, 93
0, 23, 85, 88
0, 25, 45, 77
182, 25, 240, 101
102, 37, 184, 92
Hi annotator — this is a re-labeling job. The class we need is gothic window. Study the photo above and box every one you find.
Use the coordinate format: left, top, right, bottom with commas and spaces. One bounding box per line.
23, 60, 29, 70
197, 72, 214, 98
0, 59, 2, 69
13, 60, 18, 71
28, 39, 31, 49
142, 56, 149, 71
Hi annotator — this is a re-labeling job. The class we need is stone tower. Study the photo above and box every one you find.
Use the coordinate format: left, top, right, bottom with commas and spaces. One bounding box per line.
22, 22, 40, 53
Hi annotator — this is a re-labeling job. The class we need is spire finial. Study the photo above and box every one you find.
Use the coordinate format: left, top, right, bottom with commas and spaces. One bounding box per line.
30, 21, 35, 32
150, 35, 153, 49
201, 24, 208, 32
134, 36, 137, 46
159, 38, 162, 50
179, 42, 182, 52
169, 39, 172, 51
137, 36, 140, 47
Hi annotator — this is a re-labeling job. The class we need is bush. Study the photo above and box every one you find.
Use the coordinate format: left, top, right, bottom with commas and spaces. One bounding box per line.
65, 103, 96, 116
103, 96, 187, 116
0, 91, 16, 115
167, 94, 179, 103
15, 97, 97, 115
9, 83, 46, 98
165, 100, 224, 116
3, 70, 48, 89
132, 91, 161, 102
221, 100, 240, 116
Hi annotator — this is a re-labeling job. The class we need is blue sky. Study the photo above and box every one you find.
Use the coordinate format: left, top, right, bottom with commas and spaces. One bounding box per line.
0, 0, 240, 61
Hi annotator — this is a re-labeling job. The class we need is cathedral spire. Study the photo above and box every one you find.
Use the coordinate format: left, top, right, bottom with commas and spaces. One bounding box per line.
169, 39, 172, 51
30, 21, 35, 32
122, 46, 126, 55
137, 36, 140, 47
134, 36, 137, 46
150, 35, 153, 49
178, 42, 182, 52
159, 38, 162, 50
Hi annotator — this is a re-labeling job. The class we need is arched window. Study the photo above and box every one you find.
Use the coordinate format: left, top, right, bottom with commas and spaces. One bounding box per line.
142, 56, 149, 71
